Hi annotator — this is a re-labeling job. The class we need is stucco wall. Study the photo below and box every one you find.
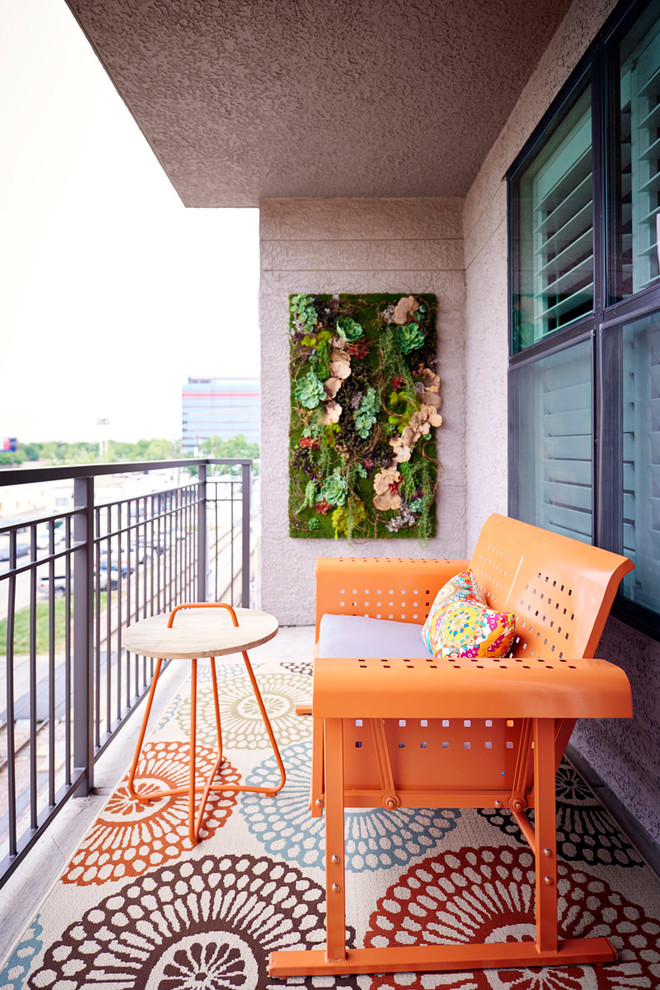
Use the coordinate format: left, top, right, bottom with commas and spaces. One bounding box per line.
462, 0, 619, 552
463, 0, 660, 845
259, 197, 466, 626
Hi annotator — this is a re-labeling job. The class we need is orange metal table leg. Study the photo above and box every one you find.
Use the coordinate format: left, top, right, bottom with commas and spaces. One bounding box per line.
126, 658, 163, 801
129, 649, 286, 845
188, 658, 197, 843
206, 649, 286, 798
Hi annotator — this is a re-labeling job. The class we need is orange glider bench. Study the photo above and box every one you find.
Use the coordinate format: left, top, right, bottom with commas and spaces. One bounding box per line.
269, 513, 634, 980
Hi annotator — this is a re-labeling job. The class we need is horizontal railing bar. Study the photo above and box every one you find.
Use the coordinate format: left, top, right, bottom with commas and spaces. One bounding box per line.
0, 458, 254, 487
93, 503, 204, 541
0, 549, 76, 581
0, 510, 77, 533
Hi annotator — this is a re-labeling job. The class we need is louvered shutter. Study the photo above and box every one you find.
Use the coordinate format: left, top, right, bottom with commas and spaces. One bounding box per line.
515, 86, 593, 349
621, 312, 660, 606
517, 341, 593, 543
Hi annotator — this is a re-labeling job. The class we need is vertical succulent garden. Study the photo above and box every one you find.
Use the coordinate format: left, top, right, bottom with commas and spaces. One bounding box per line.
289, 293, 441, 539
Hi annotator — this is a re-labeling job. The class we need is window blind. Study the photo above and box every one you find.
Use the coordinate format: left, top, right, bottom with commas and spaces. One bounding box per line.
515, 86, 593, 348
622, 312, 660, 607
517, 341, 592, 543
619, 23, 660, 295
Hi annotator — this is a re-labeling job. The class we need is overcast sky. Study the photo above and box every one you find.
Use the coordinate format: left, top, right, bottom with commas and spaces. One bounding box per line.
0, 0, 259, 446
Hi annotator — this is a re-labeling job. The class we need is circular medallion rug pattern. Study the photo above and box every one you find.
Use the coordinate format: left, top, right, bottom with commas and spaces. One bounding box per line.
1, 656, 659, 990
62, 741, 241, 885
242, 739, 461, 871
28, 855, 365, 990
365, 846, 660, 990
477, 763, 644, 870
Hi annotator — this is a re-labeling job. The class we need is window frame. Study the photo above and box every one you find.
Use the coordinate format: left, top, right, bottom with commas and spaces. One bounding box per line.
507, 0, 660, 641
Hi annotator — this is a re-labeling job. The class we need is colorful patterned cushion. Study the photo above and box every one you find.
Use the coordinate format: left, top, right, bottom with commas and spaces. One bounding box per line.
428, 598, 517, 659
422, 568, 486, 650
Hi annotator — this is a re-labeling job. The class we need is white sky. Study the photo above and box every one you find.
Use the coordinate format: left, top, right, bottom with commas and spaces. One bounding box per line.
0, 0, 259, 445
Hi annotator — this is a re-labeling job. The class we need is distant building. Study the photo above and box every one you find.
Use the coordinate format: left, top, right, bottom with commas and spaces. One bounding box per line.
181, 377, 260, 453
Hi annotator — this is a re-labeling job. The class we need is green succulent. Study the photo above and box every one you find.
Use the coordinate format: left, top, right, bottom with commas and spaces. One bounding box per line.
290, 294, 318, 331
395, 322, 425, 354
336, 316, 364, 342
299, 479, 317, 511
348, 462, 368, 485
332, 496, 367, 539
307, 518, 321, 532
295, 371, 325, 409
353, 388, 380, 439
317, 468, 348, 507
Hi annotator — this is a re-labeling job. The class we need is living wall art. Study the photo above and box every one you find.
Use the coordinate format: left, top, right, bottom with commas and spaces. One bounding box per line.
289, 292, 441, 539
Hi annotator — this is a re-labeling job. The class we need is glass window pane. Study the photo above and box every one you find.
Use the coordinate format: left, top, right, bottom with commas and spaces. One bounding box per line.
513, 83, 593, 350
515, 341, 592, 542
621, 309, 660, 611
609, 0, 660, 300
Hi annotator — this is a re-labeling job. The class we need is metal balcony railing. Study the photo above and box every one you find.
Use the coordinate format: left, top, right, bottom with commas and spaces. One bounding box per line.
0, 458, 255, 886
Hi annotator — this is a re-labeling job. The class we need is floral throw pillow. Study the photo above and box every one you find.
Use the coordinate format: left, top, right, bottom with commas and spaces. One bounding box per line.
429, 598, 517, 659
422, 568, 486, 651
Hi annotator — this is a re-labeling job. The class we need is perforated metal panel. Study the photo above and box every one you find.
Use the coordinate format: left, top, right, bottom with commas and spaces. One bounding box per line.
315, 557, 468, 635
342, 715, 530, 793
469, 514, 633, 659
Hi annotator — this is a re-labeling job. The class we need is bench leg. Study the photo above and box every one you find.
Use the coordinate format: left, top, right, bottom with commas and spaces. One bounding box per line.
534, 717, 558, 954
324, 717, 347, 963
268, 714, 618, 979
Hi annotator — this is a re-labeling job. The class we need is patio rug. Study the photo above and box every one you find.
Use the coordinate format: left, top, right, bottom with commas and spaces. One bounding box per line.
2, 655, 660, 990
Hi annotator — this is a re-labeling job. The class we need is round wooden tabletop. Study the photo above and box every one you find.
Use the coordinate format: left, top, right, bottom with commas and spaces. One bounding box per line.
123, 607, 279, 659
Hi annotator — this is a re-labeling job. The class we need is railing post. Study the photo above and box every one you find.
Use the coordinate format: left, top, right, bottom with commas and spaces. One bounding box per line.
197, 462, 208, 602
73, 476, 94, 795
242, 462, 251, 609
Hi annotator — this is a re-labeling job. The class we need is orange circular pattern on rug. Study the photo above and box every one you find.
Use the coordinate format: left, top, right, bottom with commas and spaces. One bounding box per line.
62, 740, 240, 885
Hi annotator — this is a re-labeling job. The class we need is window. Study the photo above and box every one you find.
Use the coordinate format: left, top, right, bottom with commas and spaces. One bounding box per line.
513, 83, 593, 348
509, 0, 660, 638
609, 1, 660, 299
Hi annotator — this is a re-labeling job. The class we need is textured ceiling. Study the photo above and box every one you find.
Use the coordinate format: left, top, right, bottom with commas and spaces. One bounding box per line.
65, 0, 573, 207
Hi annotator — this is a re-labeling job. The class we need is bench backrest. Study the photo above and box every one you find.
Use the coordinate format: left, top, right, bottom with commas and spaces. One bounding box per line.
470, 514, 633, 660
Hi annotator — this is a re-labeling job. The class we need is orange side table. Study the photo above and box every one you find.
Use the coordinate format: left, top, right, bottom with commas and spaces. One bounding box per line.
124, 602, 286, 844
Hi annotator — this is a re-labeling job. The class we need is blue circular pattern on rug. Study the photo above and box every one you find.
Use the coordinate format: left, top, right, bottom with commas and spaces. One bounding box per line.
0, 914, 43, 990
241, 740, 461, 872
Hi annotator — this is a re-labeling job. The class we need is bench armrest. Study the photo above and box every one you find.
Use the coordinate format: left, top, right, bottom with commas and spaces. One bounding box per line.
315, 556, 469, 638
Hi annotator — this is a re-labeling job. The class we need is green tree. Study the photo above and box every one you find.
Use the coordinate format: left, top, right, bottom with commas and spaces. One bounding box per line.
143, 438, 177, 461
0, 449, 26, 466
198, 435, 260, 475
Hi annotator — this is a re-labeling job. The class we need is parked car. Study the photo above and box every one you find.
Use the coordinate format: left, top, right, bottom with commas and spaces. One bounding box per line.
97, 552, 135, 578
36, 522, 66, 550
38, 575, 68, 598
0, 541, 30, 561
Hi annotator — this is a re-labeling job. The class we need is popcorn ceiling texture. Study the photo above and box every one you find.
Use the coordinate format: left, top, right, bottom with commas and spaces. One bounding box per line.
259, 197, 466, 626
64, 0, 572, 205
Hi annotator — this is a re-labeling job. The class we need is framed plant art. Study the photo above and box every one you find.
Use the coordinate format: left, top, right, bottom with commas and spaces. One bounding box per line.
289, 292, 441, 539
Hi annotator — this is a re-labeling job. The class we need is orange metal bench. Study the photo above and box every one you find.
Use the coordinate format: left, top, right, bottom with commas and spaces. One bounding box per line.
269, 513, 634, 979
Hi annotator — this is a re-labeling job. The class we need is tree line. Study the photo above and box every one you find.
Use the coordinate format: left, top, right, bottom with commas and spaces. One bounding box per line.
0, 435, 259, 470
